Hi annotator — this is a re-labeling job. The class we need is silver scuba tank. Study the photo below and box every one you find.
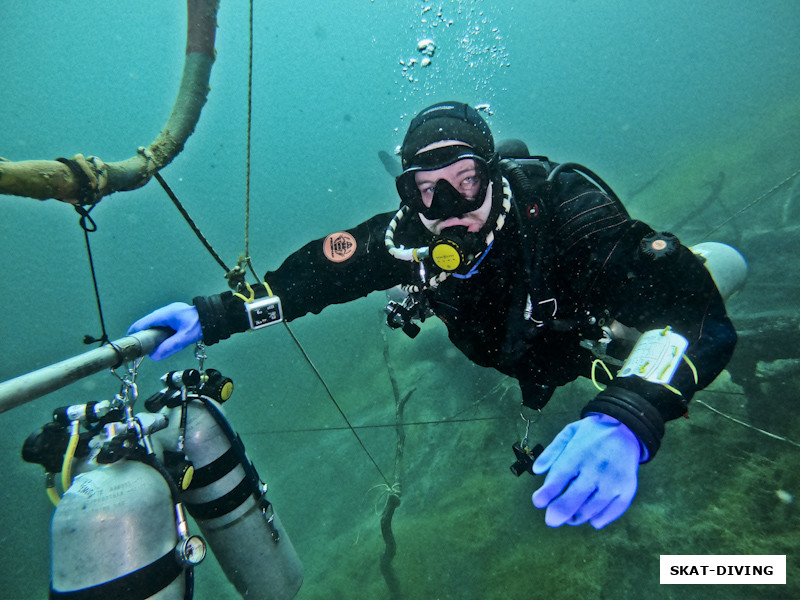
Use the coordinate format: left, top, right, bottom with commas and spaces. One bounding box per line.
690, 242, 748, 302
153, 392, 303, 600
50, 458, 187, 599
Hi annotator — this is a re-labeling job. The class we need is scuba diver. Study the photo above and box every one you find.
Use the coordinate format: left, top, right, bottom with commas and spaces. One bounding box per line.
129, 101, 738, 529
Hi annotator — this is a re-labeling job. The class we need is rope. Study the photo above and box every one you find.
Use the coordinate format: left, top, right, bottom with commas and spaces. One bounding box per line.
239, 415, 509, 436
75, 205, 110, 345
153, 171, 231, 273
695, 398, 800, 449
281, 323, 392, 487
147, 1, 391, 487
700, 166, 800, 239
243, 0, 259, 283
240, 1, 392, 485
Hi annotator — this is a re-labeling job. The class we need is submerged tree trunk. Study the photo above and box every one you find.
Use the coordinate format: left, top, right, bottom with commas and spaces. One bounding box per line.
379, 327, 413, 599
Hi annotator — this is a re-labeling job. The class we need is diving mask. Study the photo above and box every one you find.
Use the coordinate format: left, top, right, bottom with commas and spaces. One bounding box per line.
395, 147, 491, 221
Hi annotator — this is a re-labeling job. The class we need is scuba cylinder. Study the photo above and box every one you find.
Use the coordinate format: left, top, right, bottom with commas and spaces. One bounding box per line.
150, 370, 303, 600
25, 366, 302, 599
690, 242, 748, 302
23, 400, 199, 599
51, 459, 187, 599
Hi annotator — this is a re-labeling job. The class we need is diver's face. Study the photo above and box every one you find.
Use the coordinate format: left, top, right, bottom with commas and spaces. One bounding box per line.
415, 159, 492, 234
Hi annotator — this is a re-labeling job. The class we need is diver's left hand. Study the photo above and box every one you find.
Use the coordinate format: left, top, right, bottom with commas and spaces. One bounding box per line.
532, 414, 641, 529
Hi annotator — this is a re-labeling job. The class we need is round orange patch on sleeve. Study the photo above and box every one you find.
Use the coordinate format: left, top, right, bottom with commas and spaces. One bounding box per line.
322, 231, 357, 263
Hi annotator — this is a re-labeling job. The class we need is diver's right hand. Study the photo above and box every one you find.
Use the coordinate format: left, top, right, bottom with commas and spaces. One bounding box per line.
128, 302, 202, 361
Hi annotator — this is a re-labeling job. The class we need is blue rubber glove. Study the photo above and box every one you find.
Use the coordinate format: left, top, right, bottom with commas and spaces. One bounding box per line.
127, 302, 202, 361
532, 413, 641, 529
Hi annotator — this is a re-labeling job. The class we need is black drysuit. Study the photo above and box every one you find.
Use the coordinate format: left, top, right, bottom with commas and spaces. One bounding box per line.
194, 160, 737, 458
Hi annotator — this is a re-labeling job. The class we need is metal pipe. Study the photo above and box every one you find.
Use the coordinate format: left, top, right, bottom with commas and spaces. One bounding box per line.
0, 328, 170, 414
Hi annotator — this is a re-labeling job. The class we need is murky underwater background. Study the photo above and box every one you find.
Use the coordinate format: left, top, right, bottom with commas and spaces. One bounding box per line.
1, 1, 799, 598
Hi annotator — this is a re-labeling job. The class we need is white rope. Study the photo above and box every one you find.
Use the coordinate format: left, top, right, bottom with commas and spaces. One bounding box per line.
695, 398, 800, 448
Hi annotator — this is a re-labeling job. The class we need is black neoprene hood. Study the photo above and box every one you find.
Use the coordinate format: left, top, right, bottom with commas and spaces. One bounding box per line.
400, 101, 495, 171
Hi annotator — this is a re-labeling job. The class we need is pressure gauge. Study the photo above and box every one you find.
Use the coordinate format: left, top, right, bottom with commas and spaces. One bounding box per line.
176, 535, 207, 566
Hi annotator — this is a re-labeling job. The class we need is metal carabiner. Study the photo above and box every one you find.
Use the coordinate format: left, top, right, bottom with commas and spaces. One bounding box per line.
518, 406, 541, 448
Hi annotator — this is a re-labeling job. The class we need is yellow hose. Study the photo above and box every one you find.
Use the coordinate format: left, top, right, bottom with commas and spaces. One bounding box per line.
46, 472, 60, 507
61, 422, 80, 492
